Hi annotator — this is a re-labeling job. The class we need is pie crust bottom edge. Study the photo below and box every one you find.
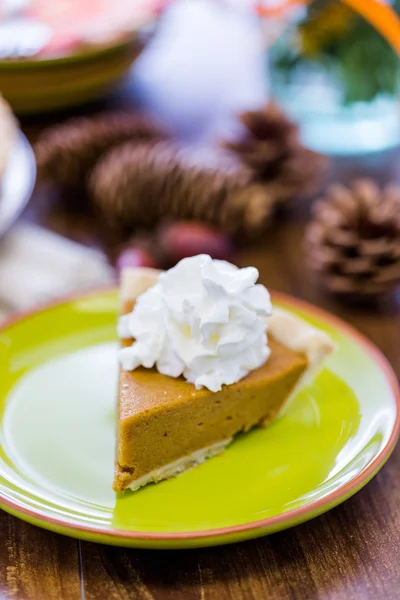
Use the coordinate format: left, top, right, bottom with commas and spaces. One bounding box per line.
115, 438, 232, 492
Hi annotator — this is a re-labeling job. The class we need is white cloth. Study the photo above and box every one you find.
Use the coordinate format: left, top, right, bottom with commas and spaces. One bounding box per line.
0, 224, 115, 321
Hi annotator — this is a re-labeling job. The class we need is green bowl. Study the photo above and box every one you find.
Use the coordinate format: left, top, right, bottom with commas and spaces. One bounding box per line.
0, 35, 145, 114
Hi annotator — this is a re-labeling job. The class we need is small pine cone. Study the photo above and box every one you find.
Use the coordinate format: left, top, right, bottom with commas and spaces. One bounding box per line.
221, 183, 279, 235
223, 102, 327, 202
89, 141, 277, 239
305, 179, 400, 299
35, 112, 164, 189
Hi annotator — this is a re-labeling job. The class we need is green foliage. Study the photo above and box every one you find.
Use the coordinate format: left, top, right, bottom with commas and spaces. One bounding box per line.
271, 0, 400, 104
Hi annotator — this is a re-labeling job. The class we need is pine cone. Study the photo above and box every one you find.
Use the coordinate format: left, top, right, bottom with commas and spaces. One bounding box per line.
89, 141, 278, 240
35, 112, 164, 189
305, 179, 400, 299
223, 102, 327, 202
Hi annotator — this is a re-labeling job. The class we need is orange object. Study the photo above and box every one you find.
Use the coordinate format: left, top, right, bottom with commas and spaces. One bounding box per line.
257, 0, 400, 55
257, 0, 311, 17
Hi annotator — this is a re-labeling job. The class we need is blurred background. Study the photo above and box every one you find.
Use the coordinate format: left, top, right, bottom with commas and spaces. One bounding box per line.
1, 0, 400, 319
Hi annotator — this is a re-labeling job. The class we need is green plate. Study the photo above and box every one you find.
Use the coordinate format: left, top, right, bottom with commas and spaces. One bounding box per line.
0, 290, 398, 549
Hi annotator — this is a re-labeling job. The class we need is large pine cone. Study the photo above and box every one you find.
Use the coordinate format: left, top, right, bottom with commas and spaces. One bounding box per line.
35, 112, 164, 189
305, 179, 400, 298
223, 102, 327, 202
89, 141, 278, 239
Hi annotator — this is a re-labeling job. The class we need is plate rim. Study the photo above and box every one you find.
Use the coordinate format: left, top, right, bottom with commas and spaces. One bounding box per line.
0, 287, 399, 545
0, 131, 36, 238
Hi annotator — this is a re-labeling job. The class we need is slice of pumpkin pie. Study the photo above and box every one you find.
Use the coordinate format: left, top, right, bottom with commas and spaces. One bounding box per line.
114, 255, 333, 492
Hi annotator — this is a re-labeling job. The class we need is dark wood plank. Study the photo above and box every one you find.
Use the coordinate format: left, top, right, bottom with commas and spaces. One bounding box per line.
0, 513, 82, 600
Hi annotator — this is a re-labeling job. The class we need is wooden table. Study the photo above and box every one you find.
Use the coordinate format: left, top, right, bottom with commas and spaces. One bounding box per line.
2, 30, 400, 599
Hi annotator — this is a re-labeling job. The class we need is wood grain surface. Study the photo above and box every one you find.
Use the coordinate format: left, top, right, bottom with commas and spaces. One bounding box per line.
2, 24, 400, 599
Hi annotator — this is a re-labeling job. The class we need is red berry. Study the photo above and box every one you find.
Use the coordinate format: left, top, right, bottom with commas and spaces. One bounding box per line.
159, 222, 233, 263
116, 247, 158, 273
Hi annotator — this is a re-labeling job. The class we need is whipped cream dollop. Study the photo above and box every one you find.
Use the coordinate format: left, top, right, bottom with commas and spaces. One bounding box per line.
118, 255, 272, 392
